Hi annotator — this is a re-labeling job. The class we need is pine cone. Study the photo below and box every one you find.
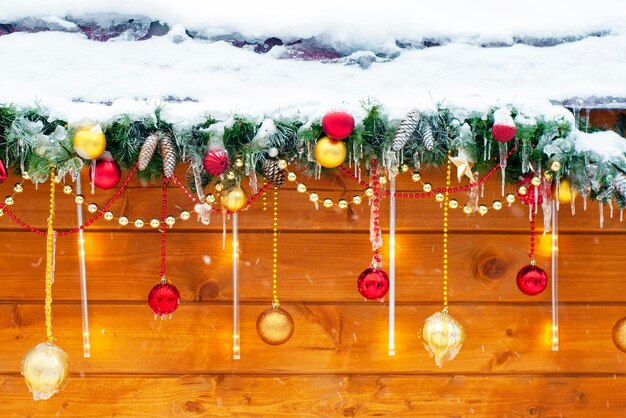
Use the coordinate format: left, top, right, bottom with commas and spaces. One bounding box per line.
419, 123, 435, 151
160, 133, 177, 178
262, 159, 285, 188
138, 133, 159, 171
392, 110, 420, 152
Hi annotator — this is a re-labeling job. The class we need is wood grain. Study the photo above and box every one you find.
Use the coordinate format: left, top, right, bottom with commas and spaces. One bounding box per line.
0, 374, 624, 417
0, 231, 624, 303
1, 303, 626, 375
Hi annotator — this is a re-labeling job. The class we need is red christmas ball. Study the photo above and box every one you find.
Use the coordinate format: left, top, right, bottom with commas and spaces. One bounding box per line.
357, 266, 390, 300
0, 158, 7, 184
203, 149, 230, 176
492, 124, 516, 143
516, 264, 548, 296
90, 159, 122, 190
148, 282, 180, 316
322, 111, 355, 140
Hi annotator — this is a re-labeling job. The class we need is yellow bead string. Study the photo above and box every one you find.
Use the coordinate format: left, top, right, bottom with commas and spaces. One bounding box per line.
262, 180, 268, 211
272, 186, 279, 308
442, 156, 451, 314
45, 167, 56, 342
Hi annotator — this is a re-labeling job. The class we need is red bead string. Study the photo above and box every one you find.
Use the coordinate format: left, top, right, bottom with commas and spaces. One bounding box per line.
529, 205, 536, 262
160, 176, 169, 278
0, 162, 140, 236
370, 159, 382, 265
170, 173, 270, 214
340, 148, 517, 198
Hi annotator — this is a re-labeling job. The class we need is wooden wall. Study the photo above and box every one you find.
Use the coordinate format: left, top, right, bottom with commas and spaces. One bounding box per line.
1, 110, 625, 417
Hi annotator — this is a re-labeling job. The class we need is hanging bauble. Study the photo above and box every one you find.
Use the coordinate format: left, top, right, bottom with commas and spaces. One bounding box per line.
421, 311, 465, 367
0, 157, 7, 183
220, 185, 247, 212
256, 306, 294, 345
203, 149, 230, 176
322, 111, 355, 140
357, 266, 390, 300
314, 136, 346, 168
148, 281, 180, 318
516, 264, 548, 296
553, 178, 577, 204
491, 108, 516, 143
612, 317, 626, 352
89, 156, 122, 190
21, 342, 70, 400
73, 125, 106, 159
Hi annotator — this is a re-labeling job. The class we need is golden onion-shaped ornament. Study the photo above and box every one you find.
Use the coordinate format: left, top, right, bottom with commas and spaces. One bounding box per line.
420, 310, 465, 367
220, 185, 247, 212
21, 342, 70, 400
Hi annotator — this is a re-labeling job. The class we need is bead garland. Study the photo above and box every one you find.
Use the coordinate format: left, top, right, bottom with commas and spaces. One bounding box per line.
442, 158, 451, 313
529, 204, 536, 265
271, 186, 280, 308
45, 167, 57, 342
286, 167, 369, 209
370, 159, 383, 266
160, 176, 169, 278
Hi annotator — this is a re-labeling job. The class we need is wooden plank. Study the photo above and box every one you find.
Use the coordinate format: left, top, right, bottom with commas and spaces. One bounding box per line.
1, 303, 626, 374
0, 374, 624, 417
0, 232, 624, 303
0, 171, 622, 233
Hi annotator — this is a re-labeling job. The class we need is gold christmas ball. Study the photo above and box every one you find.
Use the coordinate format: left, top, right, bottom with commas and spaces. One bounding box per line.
205, 193, 216, 204
518, 185, 528, 196
338, 199, 348, 209
73, 126, 106, 160
104, 211, 114, 221
506, 193, 516, 204
550, 160, 562, 172
492, 200, 503, 210
478, 204, 488, 216
296, 183, 307, 193
63, 185, 73, 194
435, 193, 444, 202
462, 204, 473, 214
234, 157, 244, 168
612, 317, 626, 352
423, 183, 433, 193
256, 306, 294, 345
21, 342, 70, 400
309, 192, 319, 202
449, 199, 459, 209
277, 159, 288, 170
400, 164, 409, 173
352, 195, 362, 205
420, 311, 465, 367
365, 188, 374, 197
287, 172, 297, 182
220, 185, 247, 212
531, 176, 541, 187
314, 136, 346, 168
411, 173, 421, 182
555, 178, 577, 204
323, 198, 333, 208
150, 218, 160, 228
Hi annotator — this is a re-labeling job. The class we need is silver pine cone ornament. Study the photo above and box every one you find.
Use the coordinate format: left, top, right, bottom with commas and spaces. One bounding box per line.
392, 110, 421, 152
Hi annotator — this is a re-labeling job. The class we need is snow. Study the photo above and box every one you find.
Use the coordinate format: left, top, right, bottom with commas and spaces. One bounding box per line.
0, 1, 625, 131
493, 108, 515, 127
2, 0, 626, 52
574, 131, 626, 162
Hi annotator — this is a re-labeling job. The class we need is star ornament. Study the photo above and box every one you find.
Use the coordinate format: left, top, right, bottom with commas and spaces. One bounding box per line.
449, 152, 475, 182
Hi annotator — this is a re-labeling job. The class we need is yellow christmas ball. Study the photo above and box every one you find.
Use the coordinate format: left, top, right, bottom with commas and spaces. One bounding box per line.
421, 311, 465, 367
554, 178, 577, 204
256, 306, 294, 345
613, 317, 626, 352
21, 342, 70, 400
73, 125, 106, 159
220, 185, 247, 212
314, 136, 346, 168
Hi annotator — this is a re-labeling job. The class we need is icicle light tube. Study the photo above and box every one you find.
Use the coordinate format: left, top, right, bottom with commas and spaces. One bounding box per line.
388, 174, 396, 357
232, 212, 240, 360
75, 175, 91, 358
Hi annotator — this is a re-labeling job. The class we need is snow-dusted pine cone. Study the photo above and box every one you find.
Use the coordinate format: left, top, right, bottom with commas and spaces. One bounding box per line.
392, 110, 420, 152
160, 133, 177, 178
138, 132, 159, 171
262, 159, 285, 188
419, 123, 435, 151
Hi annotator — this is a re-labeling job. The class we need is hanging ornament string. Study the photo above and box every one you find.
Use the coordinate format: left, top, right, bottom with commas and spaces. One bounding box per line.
271, 186, 279, 308
74, 175, 91, 358
232, 210, 240, 359
420, 155, 466, 368
256, 187, 294, 346
44, 167, 57, 342
442, 158, 451, 313
147, 175, 181, 319
516, 196, 548, 297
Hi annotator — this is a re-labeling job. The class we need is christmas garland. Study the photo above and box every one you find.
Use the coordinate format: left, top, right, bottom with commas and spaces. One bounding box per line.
0, 103, 624, 207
